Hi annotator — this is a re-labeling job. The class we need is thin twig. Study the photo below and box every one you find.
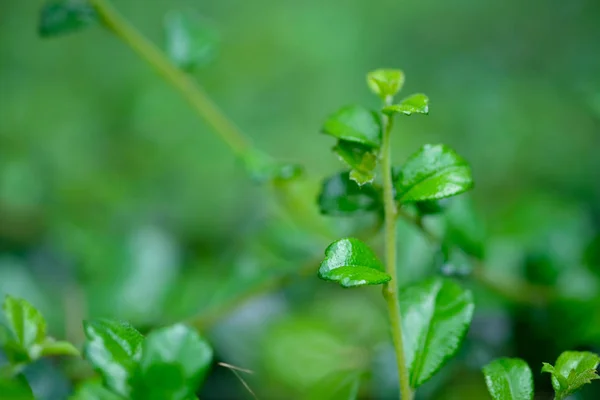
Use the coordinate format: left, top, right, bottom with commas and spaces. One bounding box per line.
219, 362, 258, 399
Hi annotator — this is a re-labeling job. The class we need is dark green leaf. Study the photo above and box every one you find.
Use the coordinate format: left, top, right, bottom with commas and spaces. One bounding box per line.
541, 351, 600, 400
318, 172, 381, 216
366, 69, 405, 100
318, 238, 390, 288
39, 338, 80, 357
243, 150, 303, 184
383, 94, 429, 116
399, 277, 474, 387
415, 199, 447, 215
164, 10, 219, 70
322, 106, 381, 148
483, 358, 534, 400
131, 324, 213, 400
395, 144, 473, 202
39, 0, 98, 38
303, 370, 361, 400
2, 296, 46, 360
333, 141, 377, 185
0, 374, 34, 400
83, 319, 144, 397
70, 380, 123, 400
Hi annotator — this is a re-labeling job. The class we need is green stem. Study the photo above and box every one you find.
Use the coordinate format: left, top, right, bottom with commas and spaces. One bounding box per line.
88, 0, 250, 156
381, 101, 413, 400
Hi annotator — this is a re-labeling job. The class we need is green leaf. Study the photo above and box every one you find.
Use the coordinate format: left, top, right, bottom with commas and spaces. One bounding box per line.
333, 141, 377, 185
39, 338, 80, 357
415, 199, 447, 216
366, 69, 405, 100
322, 105, 382, 148
395, 144, 473, 202
318, 172, 381, 216
399, 277, 474, 387
83, 319, 144, 397
303, 370, 361, 400
318, 238, 390, 288
383, 93, 429, 116
541, 351, 600, 400
70, 380, 124, 400
131, 324, 213, 400
2, 296, 46, 360
243, 150, 303, 184
164, 10, 219, 70
39, 0, 98, 38
483, 358, 534, 400
0, 374, 34, 400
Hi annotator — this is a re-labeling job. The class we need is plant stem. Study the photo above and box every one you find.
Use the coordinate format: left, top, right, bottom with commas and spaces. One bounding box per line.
88, 0, 250, 156
380, 100, 413, 400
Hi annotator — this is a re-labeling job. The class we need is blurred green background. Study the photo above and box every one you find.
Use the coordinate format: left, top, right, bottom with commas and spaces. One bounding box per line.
1, 0, 599, 398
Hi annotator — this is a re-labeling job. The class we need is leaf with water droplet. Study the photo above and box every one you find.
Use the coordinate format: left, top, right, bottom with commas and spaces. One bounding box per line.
383, 94, 429, 116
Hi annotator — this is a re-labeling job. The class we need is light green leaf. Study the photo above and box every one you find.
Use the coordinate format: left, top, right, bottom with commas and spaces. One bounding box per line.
395, 144, 473, 202
164, 10, 219, 70
2, 296, 46, 360
333, 141, 377, 185
322, 105, 381, 148
541, 351, 600, 400
243, 150, 303, 184
366, 69, 405, 100
69, 380, 124, 400
83, 319, 144, 397
39, 0, 98, 37
0, 374, 34, 400
318, 172, 381, 216
383, 93, 429, 116
39, 338, 80, 357
318, 238, 390, 288
131, 324, 213, 400
399, 277, 474, 387
303, 370, 361, 400
483, 358, 534, 400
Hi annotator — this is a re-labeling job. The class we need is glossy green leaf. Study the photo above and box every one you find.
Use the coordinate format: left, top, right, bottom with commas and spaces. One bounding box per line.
83, 319, 144, 397
0, 375, 34, 400
333, 141, 377, 185
399, 277, 474, 387
322, 105, 381, 148
395, 144, 473, 202
318, 238, 390, 288
39, 0, 98, 37
70, 380, 123, 400
131, 324, 213, 400
243, 150, 303, 184
366, 69, 405, 100
164, 10, 219, 70
303, 370, 361, 400
318, 172, 381, 216
541, 351, 600, 400
383, 93, 429, 116
483, 358, 534, 400
39, 338, 80, 357
2, 296, 46, 360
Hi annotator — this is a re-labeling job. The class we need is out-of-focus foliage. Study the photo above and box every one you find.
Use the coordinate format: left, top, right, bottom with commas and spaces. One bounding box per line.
1, 0, 600, 398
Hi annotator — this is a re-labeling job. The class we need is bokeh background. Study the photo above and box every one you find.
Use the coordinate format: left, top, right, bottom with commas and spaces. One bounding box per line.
1, 0, 600, 398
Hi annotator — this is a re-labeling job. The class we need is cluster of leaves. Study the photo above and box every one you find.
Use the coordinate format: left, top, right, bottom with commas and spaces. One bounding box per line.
483, 352, 600, 400
0, 296, 214, 399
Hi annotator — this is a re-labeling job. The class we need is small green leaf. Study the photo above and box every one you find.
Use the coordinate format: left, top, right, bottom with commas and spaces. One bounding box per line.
322, 106, 381, 148
2, 296, 46, 360
383, 93, 429, 116
483, 358, 534, 400
541, 351, 600, 400
395, 144, 473, 202
303, 370, 361, 400
318, 172, 381, 216
39, 0, 98, 38
243, 150, 303, 184
131, 324, 213, 400
318, 238, 390, 288
164, 10, 219, 70
0, 374, 34, 400
333, 141, 377, 185
39, 338, 80, 357
366, 69, 405, 100
83, 319, 144, 397
400, 277, 474, 387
